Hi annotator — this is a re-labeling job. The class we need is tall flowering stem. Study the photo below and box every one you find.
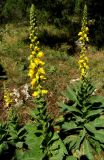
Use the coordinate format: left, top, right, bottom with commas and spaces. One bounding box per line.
28, 4, 47, 98
78, 4, 89, 79
3, 84, 12, 107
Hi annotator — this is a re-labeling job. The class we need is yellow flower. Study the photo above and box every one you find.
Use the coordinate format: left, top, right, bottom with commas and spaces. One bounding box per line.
84, 34, 87, 38
40, 75, 46, 80
78, 32, 83, 36
29, 62, 36, 69
34, 46, 40, 51
37, 51, 44, 58
31, 78, 37, 88
32, 91, 40, 97
30, 44, 33, 49
41, 90, 48, 95
36, 73, 39, 81
4, 91, 12, 107
86, 37, 89, 42
79, 37, 83, 41
28, 69, 34, 78
38, 67, 45, 74
34, 58, 40, 65
85, 27, 89, 31
32, 51, 36, 55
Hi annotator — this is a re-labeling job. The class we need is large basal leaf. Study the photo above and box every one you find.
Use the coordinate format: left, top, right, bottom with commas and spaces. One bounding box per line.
49, 132, 68, 160
83, 138, 94, 160
63, 86, 78, 102
94, 130, 104, 143
91, 117, 104, 128
89, 96, 104, 104
62, 121, 78, 131
86, 109, 103, 119
59, 102, 81, 114
84, 123, 96, 134
64, 135, 78, 148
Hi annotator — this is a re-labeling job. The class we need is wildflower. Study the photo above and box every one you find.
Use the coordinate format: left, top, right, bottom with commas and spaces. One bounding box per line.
32, 91, 40, 97
78, 4, 89, 79
31, 78, 37, 88
41, 90, 48, 95
38, 67, 45, 74
37, 51, 44, 58
4, 90, 12, 107
28, 69, 34, 78
28, 4, 47, 98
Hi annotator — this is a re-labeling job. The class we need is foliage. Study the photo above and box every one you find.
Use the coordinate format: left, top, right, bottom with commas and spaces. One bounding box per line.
58, 79, 104, 159
0, 108, 26, 159
13, 98, 67, 160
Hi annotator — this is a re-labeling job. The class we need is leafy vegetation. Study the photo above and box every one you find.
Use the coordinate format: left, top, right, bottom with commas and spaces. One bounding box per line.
0, 1, 104, 160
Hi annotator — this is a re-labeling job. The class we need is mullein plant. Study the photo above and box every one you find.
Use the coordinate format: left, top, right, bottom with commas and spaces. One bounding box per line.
57, 4, 104, 160
28, 4, 47, 98
21, 4, 68, 160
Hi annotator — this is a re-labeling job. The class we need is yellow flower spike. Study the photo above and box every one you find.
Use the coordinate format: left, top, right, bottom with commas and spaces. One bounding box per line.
4, 90, 12, 107
28, 4, 48, 98
78, 4, 89, 79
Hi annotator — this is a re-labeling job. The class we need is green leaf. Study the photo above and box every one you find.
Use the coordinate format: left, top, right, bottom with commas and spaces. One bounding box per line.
63, 86, 77, 102
16, 142, 24, 148
95, 130, 104, 143
83, 139, 94, 160
49, 132, 68, 160
62, 121, 78, 131
84, 123, 96, 134
90, 96, 104, 104
92, 117, 104, 128
86, 109, 103, 119
59, 102, 81, 114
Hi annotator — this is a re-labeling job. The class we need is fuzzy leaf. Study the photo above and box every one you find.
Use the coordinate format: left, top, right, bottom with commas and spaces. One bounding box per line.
62, 121, 77, 131
94, 131, 104, 143
86, 109, 103, 119
83, 139, 94, 160
84, 123, 96, 134
63, 86, 77, 102
49, 132, 68, 160
89, 96, 104, 104
92, 117, 104, 128
59, 102, 81, 114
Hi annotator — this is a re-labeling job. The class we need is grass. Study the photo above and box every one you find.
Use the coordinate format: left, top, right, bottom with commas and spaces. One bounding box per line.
0, 23, 104, 119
